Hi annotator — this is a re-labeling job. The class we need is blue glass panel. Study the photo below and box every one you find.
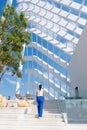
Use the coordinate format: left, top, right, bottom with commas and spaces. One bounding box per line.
32, 33, 36, 42
38, 51, 42, 59
42, 39, 47, 48
47, 0, 52, 4
71, 10, 79, 16
73, 0, 83, 3
67, 30, 74, 36
80, 13, 87, 20
62, 6, 70, 12
37, 64, 43, 72
60, 38, 67, 44
54, 46, 60, 55
84, 0, 87, 5
78, 25, 84, 29
48, 57, 53, 66
33, 61, 37, 69
24, 47, 27, 56
54, 2, 61, 8
33, 47, 37, 55
28, 47, 32, 56
28, 61, 32, 69
43, 54, 48, 63
23, 62, 27, 69
37, 36, 42, 45
48, 42, 53, 51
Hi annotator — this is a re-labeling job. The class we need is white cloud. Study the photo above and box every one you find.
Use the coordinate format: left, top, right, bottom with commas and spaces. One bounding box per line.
6, 72, 11, 75
21, 82, 24, 86
6, 78, 24, 86
0, 80, 3, 84
6, 78, 17, 85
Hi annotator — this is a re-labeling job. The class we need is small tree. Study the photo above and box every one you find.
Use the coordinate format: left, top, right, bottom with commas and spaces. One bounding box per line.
0, 5, 31, 81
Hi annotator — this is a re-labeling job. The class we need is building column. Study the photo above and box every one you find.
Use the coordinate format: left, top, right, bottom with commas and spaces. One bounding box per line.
15, 44, 26, 96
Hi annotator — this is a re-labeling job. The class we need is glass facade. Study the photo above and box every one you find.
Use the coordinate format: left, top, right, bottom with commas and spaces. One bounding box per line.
16, 0, 87, 99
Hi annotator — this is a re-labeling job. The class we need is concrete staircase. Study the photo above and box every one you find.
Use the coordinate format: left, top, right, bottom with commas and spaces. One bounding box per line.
0, 100, 65, 130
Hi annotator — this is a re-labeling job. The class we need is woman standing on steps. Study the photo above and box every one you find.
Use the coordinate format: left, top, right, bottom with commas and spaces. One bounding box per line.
36, 84, 45, 118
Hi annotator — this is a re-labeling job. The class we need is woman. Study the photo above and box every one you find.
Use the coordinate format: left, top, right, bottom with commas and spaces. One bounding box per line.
36, 84, 44, 118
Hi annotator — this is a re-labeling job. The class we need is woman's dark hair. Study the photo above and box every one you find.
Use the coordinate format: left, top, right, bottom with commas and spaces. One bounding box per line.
39, 84, 42, 90
75, 86, 78, 90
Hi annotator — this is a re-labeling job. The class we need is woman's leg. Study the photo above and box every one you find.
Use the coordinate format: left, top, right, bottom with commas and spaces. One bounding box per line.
39, 97, 44, 117
37, 97, 40, 117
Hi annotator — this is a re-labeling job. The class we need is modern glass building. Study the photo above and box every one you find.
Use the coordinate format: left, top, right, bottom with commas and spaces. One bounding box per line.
0, 0, 87, 99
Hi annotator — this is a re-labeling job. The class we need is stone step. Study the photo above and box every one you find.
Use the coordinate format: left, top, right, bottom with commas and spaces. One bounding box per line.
0, 120, 64, 125
0, 108, 59, 113
0, 112, 64, 130
0, 117, 64, 126
0, 114, 62, 119
0, 112, 62, 117
0, 100, 65, 130
0, 118, 63, 122
0, 126, 65, 130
